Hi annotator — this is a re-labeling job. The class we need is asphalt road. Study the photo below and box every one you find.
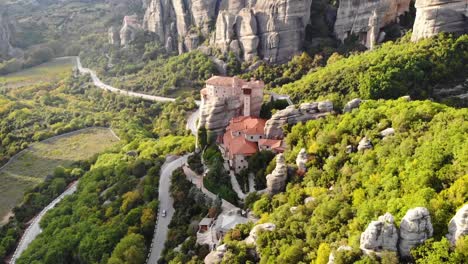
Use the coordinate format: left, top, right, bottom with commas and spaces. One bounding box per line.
147, 155, 189, 264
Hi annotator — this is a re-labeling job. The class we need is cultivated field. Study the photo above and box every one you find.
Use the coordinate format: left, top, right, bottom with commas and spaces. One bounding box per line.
0, 57, 75, 90
0, 127, 119, 223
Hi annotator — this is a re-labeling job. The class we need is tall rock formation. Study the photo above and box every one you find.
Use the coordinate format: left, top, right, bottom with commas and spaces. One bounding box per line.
0, 12, 21, 60
120, 15, 142, 46
411, 0, 468, 41
266, 153, 288, 194
399, 207, 433, 258
296, 148, 309, 173
447, 204, 468, 245
334, 0, 411, 48
360, 213, 399, 256
108, 26, 120, 45
143, 0, 312, 62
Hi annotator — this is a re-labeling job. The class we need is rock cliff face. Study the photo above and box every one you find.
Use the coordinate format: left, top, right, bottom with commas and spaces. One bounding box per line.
143, 0, 312, 62
266, 153, 288, 194
120, 15, 142, 46
265, 101, 332, 139
399, 207, 433, 257
296, 148, 308, 173
360, 213, 399, 256
0, 13, 20, 59
204, 244, 227, 264
412, 0, 468, 41
198, 97, 243, 135
108, 26, 120, 45
447, 204, 468, 245
334, 0, 411, 48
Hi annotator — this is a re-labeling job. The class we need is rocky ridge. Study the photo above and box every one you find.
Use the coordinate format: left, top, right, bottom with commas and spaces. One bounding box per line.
264, 101, 333, 139
447, 204, 468, 245
359, 213, 399, 256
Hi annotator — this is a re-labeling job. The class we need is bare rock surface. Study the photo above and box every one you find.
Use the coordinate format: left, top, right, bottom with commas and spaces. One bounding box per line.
360, 213, 399, 255
245, 223, 276, 245
344, 98, 362, 113
334, 0, 411, 47
399, 207, 433, 257
447, 204, 468, 245
412, 0, 468, 41
380, 127, 395, 138
296, 148, 308, 173
0, 13, 21, 59
266, 154, 288, 194
120, 15, 141, 46
328, 245, 352, 264
108, 26, 120, 45
265, 102, 332, 139
357, 137, 373, 151
204, 244, 227, 264
198, 97, 242, 135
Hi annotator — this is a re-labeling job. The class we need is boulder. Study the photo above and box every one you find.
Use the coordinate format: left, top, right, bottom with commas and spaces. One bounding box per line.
380, 128, 395, 138
304, 196, 315, 204
318, 101, 334, 113
334, 0, 411, 48
360, 213, 399, 255
399, 207, 433, 257
265, 102, 331, 139
447, 204, 468, 245
296, 148, 308, 173
357, 137, 373, 151
245, 223, 276, 245
343, 98, 362, 113
204, 244, 227, 264
412, 0, 468, 41
266, 154, 288, 194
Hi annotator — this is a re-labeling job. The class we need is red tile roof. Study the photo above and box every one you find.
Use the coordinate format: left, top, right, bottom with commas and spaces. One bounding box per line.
227, 116, 266, 135
259, 139, 285, 152
223, 132, 258, 157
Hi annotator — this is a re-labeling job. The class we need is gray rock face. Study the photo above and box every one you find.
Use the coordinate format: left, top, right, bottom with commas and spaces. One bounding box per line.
412, 0, 468, 41
0, 13, 21, 59
344, 98, 362, 113
266, 154, 288, 194
120, 15, 142, 46
296, 148, 308, 173
328, 245, 352, 264
447, 204, 468, 245
198, 97, 243, 135
399, 207, 433, 257
334, 0, 411, 48
245, 223, 276, 245
108, 26, 120, 45
357, 137, 373, 151
265, 102, 332, 139
204, 244, 227, 264
360, 213, 399, 255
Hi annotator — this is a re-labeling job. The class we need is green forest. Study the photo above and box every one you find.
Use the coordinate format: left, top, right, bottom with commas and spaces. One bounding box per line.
221, 99, 468, 263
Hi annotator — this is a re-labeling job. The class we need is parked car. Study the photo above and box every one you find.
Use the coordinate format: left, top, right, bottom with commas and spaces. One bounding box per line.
162, 210, 166, 217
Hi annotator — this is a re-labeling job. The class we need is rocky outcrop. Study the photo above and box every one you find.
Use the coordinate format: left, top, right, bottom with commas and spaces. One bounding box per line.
198, 96, 242, 136
0, 13, 21, 59
447, 204, 468, 245
328, 245, 352, 264
344, 98, 362, 113
120, 15, 142, 46
265, 102, 333, 139
296, 148, 308, 173
143, 0, 312, 62
412, 0, 468, 41
399, 207, 433, 257
380, 127, 395, 138
360, 213, 399, 256
204, 244, 227, 264
108, 26, 120, 45
245, 223, 276, 245
334, 0, 411, 48
266, 154, 288, 194
357, 137, 373, 151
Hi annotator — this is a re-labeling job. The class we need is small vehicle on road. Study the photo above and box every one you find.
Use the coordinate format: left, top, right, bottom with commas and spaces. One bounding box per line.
162, 210, 166, 217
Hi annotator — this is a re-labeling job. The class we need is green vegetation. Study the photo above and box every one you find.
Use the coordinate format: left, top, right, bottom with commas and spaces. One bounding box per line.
222, 99, 468, 263
202, 146, 239, 205
279, 34, 468, 107
0, 127, 119, 223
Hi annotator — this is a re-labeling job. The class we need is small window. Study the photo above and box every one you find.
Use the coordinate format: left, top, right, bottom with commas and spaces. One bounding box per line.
250, 136, 254, 140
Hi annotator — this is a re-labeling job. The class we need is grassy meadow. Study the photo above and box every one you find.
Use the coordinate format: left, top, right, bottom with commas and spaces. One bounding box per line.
0, 127, 119, 223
